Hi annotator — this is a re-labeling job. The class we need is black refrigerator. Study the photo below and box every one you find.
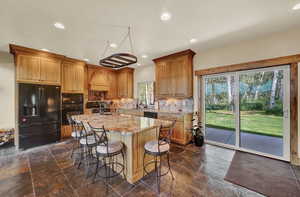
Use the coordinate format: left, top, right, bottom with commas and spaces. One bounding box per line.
18, 83, 61, 149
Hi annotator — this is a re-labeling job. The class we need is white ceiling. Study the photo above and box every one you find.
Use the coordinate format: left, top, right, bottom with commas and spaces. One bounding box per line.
1, 0, 300, 67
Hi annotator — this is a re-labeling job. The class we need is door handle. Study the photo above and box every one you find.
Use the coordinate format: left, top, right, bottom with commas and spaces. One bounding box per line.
283, 110, 289, 118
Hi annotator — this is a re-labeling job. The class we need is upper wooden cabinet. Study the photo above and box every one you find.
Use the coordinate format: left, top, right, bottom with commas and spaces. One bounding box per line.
106, 70, 118, 99
87, 65, 117, 98
87, 65, 133, 99
40, 57, 61, 84
153, 49, 195, 99
117, 68, 134, 98
10, 45, 63, 85
62, 58, 85, 93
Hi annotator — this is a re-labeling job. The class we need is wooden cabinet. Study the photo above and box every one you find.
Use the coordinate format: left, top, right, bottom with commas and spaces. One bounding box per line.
154, 49, 195, 99
10, 45, 63, 85
15, 54, 62, 85
106, 71, 118, 99
117, 68, 134, 98
62, 59, 85, 93
16, 54, 41, 82
155, 61, 170, 97
86, 65, 133, 99
40, 57, 61, 84
87, 65, 118, 99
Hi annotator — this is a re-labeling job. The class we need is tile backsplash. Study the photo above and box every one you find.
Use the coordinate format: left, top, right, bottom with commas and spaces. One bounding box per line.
111, 98, 138, 109
107, 98, 194, 113
158, 98, 194, 113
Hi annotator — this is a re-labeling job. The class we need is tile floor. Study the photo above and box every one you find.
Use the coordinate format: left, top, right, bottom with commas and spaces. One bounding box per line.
1, 140, 298, 197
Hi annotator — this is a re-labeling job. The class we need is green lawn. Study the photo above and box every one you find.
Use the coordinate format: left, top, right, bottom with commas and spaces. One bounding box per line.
205, 110, 283, 137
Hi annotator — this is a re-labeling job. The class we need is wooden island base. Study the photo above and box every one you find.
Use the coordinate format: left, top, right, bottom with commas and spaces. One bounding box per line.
108, 127, 159, 183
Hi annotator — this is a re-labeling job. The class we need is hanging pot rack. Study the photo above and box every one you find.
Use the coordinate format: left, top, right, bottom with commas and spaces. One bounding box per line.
99, 27, 137, 69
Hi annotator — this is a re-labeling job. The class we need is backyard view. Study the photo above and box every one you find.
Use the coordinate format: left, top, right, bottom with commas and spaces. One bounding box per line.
205, 70, 284, 137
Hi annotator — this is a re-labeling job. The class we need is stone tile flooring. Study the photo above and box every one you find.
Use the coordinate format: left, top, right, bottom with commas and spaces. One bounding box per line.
1, 140, 297, 197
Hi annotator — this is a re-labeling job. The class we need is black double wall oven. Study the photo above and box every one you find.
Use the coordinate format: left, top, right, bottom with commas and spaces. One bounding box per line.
62, 93, 84, 125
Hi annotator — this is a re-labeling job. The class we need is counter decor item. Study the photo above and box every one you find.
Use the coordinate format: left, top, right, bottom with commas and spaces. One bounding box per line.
0, 128, 14, 147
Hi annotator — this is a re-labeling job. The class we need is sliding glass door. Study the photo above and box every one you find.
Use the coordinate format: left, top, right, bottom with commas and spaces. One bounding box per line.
202, 66, 290, 160
204, 74, 236, 146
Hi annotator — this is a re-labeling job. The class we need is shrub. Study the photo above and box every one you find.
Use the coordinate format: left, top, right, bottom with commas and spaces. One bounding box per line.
206, 104, 228, 110
240, 102, 263, 111
265, 103, 283, 116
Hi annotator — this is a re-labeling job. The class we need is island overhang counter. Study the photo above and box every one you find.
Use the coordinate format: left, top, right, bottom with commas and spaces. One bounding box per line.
73, 113, 172, 184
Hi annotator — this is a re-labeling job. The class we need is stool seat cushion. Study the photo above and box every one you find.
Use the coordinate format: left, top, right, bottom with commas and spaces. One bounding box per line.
144, 140, 170, 153
71, 131, 82, 138
80, 135, 97, 145
96, 141, 123, 154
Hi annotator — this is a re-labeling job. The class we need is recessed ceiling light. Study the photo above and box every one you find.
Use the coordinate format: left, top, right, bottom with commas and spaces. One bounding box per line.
41, 48, 49, 52
160, 12, 172, 21
109, 43, 118, 48
293, 3, 300, 10
54, 22, 65, 29
83, 58, 89, 62
142, 55, 148, 58
190, 38, 197, 43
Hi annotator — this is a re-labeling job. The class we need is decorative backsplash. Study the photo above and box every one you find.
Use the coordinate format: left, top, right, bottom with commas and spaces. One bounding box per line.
110, 98, 138, 109
158, 98, 194, 113
105, 98, 194, 113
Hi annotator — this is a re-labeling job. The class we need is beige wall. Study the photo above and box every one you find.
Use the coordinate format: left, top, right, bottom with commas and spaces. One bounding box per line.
192, 27, 300, 159
133, 27, 300, 159
193, 27, 300, 109
0, 52, 15, 129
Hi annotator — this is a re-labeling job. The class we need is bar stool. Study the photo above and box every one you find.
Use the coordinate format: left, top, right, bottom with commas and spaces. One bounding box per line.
143, 121, 176, 194
67, 114, 82, 159
90, 124, 126, 184
76, 120, 98, 178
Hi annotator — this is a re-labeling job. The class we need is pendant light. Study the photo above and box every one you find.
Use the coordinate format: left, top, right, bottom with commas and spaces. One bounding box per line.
99, 27, 137, 68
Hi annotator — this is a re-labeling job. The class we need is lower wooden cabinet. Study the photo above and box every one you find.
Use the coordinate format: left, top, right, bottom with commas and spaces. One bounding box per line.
61, 125, 72, 139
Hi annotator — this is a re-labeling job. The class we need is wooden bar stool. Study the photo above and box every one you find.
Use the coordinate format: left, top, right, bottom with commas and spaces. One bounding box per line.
143, 120, 176, 194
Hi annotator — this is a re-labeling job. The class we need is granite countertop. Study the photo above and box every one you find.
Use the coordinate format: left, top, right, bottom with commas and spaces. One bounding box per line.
72, 113, 172, 135
118, 108, 193, 115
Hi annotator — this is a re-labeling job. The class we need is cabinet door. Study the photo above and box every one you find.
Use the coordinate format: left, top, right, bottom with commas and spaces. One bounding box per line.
171, 122, 185, 144
156, 61, 170, 97
172, 56, 189, 97
117, 71, 126, 98
127, 71, 133, 98
107, 72, 117, 99
40, 58, 61, 84
16, 54, 40, 82
73, 64, 84, 92
62, 62, 74, 92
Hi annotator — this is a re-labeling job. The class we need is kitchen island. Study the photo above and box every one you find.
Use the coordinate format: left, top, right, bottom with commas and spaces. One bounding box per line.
73, 113, 172, 184
117, 108, 193, 145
